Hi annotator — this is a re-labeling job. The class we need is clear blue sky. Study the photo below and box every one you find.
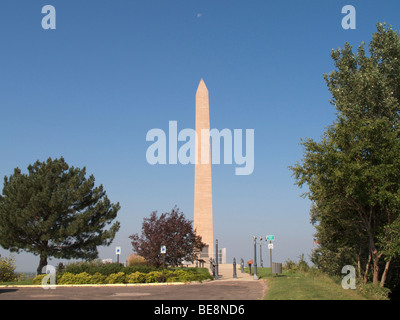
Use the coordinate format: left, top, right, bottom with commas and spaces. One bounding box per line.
1, 1, 399, 272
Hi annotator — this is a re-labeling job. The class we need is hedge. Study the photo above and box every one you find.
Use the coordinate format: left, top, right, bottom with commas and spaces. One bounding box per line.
63, 261, 157, 276
32, 268, 212, 285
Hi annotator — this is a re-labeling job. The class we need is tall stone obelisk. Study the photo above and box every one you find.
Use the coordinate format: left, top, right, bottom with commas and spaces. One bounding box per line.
194, 79, 213, 260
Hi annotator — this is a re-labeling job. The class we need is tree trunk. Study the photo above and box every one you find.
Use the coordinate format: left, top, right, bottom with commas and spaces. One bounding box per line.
37, 252, 48, 275
380, 259, 391, 288
372, 250, 380, 285
366, 219, 380, 286
364, 251, 372, 284
357, 245, 362, 279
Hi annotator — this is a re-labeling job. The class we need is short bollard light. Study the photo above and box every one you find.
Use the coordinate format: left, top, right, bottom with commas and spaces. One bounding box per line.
247, 260, 253, 275
233, 258, 238, 278
240, 258, 244, 273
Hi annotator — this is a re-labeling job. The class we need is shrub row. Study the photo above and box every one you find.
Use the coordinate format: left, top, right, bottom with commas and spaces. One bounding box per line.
62, 260, 158, 276
284, 254, 310, 273
33, 269, 212, 285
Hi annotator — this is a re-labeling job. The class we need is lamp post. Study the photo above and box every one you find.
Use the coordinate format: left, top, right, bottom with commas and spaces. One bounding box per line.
215, 239, 219, 280
253, 236, 258, 280
259, 236, 263, 268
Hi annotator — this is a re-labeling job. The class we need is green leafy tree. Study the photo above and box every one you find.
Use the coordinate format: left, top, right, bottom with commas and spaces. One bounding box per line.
378, 216, 400, 261
291, 23, 400, 287
0, 157, 121, 274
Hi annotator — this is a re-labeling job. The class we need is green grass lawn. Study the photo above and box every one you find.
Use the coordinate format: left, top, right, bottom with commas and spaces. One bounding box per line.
248, 267, 368, 300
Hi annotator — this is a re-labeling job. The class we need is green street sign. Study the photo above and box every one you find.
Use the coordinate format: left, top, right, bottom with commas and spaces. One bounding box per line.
266, 235, 275, 241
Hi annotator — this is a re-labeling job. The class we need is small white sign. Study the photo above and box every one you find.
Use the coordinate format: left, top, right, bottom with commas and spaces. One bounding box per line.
115, 246, 121, 255
160, 245, 166, 254
268, 243, 274, 250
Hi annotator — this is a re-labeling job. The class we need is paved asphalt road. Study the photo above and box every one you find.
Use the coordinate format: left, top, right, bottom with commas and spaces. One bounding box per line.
0, 280, 267, 300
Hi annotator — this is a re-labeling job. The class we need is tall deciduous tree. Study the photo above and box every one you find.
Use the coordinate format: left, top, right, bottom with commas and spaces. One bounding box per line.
129, 207, 205, 267
0, 157, 121, 274
291, 23, 400, 287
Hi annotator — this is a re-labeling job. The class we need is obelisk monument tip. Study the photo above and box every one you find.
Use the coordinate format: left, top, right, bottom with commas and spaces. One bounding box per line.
197, 78, 208, 93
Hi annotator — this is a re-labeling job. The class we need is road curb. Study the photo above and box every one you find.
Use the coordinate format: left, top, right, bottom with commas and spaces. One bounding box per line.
0, 279, 213, 288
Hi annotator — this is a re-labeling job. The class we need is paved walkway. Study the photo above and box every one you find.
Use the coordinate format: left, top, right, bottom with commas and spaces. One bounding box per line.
212, 263, 254, 281
0, 264, 267, 300
0, 281, 266, 300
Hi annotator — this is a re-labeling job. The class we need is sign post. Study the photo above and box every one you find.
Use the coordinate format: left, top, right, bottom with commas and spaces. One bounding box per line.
160, 245, 166, 279
266, 235, 275, 275
115, 246, 121, 264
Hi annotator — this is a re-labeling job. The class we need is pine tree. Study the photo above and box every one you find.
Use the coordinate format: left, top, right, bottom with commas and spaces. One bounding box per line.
0, 157, 120, 274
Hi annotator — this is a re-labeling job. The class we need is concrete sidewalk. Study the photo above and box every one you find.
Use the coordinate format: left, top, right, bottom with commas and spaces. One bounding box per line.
213, 263, 254, 281
207, 263, 267, 299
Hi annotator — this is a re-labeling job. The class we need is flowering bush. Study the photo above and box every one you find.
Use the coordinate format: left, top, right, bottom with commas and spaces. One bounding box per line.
144, 271, 164, 283
125, 271, 147, 283
0, 256, 18, 282
105, 272, 126, 284
32, 274, 47, 285
90, 272, 106, 284
57, 272, 92, 284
